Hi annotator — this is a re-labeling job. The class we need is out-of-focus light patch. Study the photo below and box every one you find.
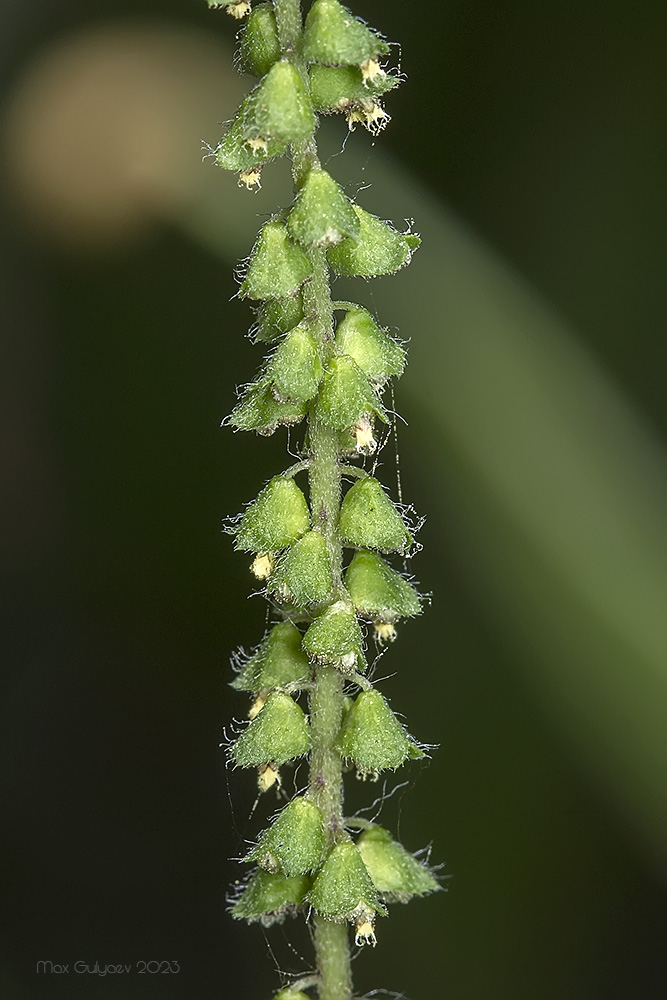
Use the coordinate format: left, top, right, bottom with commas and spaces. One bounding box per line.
2, 22, 241, 248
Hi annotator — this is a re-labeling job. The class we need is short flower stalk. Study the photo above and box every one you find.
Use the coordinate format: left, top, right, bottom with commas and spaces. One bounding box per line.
207, 1, 440, 997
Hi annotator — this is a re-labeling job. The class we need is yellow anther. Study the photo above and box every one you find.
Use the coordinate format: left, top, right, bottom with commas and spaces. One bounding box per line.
238, 167, 262, 191
353, 416, 377, 455
354, 917, 377, 947
374, 622, 397, 645
360, 58, 384, 85
245, 136, 269, 155
248, 692, 267, 720
226, 1, 251, 19
345, 99, 390, 135
250, 552, 274, 580
257, 762, 281, 794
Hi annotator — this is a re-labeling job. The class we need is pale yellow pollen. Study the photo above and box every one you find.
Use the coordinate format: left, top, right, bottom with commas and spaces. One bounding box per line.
251, 552, 274, 580
245, 135, 269, 155
353, 417, 377, 455
354, 918, 377, 947
257, 762, 281, 794
226, 1, 251, 19
238, 166, 262, 191
345, 99, 390, 135
248, 692, 267, 720
360, 58, 384, 85
374, 622, 397, 645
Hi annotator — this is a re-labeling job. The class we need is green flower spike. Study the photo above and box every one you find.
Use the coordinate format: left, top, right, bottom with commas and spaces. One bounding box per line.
245, 797, 327, 875
302, 599, 365, 673
241, 221, 313, 300
253, 293, 305, 344
328, 206, 420, 278
345, 550, 421, 623
335, 305, 405, 386
303, 0, 390, 67
306, 841, 386, 946
356, 825, 440, 903
269, 530, 334, 607
215, 99, 289, 172
338, 690, 424, 775
240, 4, 281, 77
265, 322, 324, 403
315, 355, 387, 432
244, 60, 317, 145
231, 621, 311, 693
234, 476, 310, 553
232, 869, 310, 925
309, 64, 398, 113
339, 477, 412, 554
231, 691, 310, 767
227, 380, 307, 436
287, 168, 360, 248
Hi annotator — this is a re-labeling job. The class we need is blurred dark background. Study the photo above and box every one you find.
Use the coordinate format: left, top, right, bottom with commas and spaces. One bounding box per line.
1, 1, 666, 998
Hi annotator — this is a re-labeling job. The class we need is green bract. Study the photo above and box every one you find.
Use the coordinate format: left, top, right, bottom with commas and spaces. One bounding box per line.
231, 621, 311, 693
244, 60, 317, 145
339, 477, 412, 554
245, 797, 327, 875
216, 98, 288, 172
306, 841, 386, 922
356, 826, 440, 903
232, 869, 309, 925
231, 691, 310, 767
309, 63, 398, 112
337, 690, 424, 774
303, 0, 390, 66
227, 380, 307, 435
234, 476, 310, 552
241, 221, 313, 300
288, 168, 360, 248
240, 5, 280, 77
269, 530, 334, 607
335, 305, 405, 385
315, 355, 387, 431
253, 293, 305, 343
345, 550, 421, 622
265, 322, 324, 402
302, 599, 365, 672
328, 206, 419, 278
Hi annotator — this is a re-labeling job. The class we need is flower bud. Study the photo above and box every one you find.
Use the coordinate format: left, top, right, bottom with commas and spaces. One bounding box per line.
227, 381, 307, 435
345, 550, 421, 622
356, 825, 440, 903
337, 690, 423, 774
265, 323, 323, 403
245, 797, 327, 875
306, 841, 386, 925
302, 599, 365, 673
327, 206, 419, 278
231, 869, 309, 925
216, 99, 289, 172
244, 60, 317, 146
240, 4, 281, 77
314, 356, 387, 432
339, 477, 412, 554
231, 691, 310, 767
287, 168, 360, 248
269, 530, 334, 607
231, 621, 311, 693
254, 293, 304, 343
241, 221, 313, 300
335, 305, 405, 386
309, 64, 397, 112
234, 476, 310, 553
303, 0, 389, 67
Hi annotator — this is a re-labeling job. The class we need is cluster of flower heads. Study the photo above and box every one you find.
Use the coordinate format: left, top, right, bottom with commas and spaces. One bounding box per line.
209, 0, 439, 973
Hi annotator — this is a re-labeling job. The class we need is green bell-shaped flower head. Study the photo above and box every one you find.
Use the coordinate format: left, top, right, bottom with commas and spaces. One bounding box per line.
337, 690, 424, 774
315, 356, 387, 432
231, 621, 311, 693
302, 599, 365, 673
307, 841, 386, 925
269, 530, 334, 607
227, 380, 307, 436
241, 221, 313, 300
253, 293, 304, 343
240, 4, 280, 77
345, 550, 421, 623
335, 305, 405, 386
356, 826, 440, 903
215, 98, 289, 172
309, 63, 398, 112
231, 869, 309, 925
303, 0, 389, 67
245, 797, 327, 875
234, 476, 310, 553
339, 477, 412, 554
287, 168, 360, 248
265, 323, 324, 403
244, 60, 317, 145
328, 206, 419, 278
231, 691, 310, 767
